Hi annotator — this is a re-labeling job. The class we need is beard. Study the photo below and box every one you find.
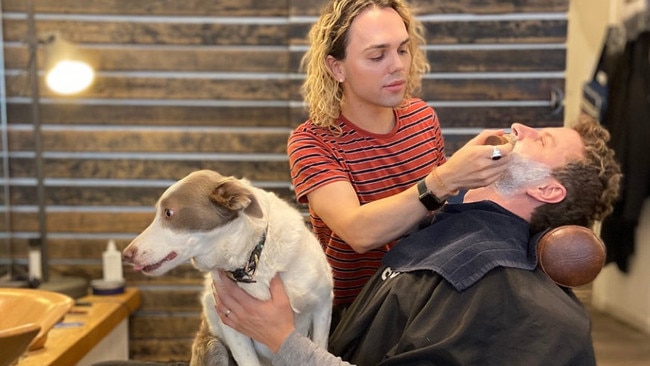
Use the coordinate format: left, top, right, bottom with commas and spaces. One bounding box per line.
494, 153, 553, 196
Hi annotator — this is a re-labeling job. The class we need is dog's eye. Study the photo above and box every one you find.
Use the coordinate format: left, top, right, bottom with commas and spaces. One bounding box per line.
164, 208, 174, 218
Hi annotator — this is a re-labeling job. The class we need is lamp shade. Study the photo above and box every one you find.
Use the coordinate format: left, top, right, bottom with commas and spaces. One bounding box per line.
41, 33, 95, 95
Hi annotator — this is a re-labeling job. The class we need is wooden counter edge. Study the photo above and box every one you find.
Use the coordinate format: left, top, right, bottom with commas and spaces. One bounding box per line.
22, 287, 141, 366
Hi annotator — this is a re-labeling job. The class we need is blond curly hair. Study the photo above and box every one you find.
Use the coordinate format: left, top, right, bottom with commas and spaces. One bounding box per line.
300, 0, 429, 133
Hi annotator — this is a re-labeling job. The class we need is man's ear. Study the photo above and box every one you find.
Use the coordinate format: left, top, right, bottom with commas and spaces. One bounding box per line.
526, 178, 566, 204
326, 55, 345, 82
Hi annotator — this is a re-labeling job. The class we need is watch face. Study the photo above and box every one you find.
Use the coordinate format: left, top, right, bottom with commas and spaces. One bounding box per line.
421, 193, 444, 211
417, 180, 445, 211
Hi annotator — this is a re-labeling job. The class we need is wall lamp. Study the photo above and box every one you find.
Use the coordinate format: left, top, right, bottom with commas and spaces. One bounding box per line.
40, 32, 95, 95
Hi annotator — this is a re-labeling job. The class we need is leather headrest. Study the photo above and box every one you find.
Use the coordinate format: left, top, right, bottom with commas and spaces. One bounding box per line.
537, 225, 606, 287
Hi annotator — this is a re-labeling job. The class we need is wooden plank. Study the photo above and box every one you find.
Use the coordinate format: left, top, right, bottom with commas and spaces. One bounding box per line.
289, 19, 567, 46
93, 47, 290, 73
7, 158, 291, 181
289, 48, 566, 74
129, 338, 193, 362
2, 0, 290, 17
4, 18, 564, 46
2, 0, 568, 16
434, 106, 564, 129
4, 211, 155, 232
290, 0, 569, 16
130, 314, 200, 340
6, 103, 292, 127
5, 186, 166, 207
421, 19, 567, 45
414, 0, 569, 13
137, 288, 203, 313
4, 19, 290, 46
421, 78, 564, 101
5, 185, 297, 206
424, 48, 565, 73
7, 129, 291, 154
5, 46, 290, 73
287, 78, 564, 102
4, 156, 291, 182
6, 74, 291, 100
289, 105, 564, 130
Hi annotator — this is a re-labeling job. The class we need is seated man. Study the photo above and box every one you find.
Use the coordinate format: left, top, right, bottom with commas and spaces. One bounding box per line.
214, 115, 622, 366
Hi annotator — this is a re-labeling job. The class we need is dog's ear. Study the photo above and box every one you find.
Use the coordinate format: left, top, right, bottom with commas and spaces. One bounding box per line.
211, 179, 264, 219
243, 195, 263, 219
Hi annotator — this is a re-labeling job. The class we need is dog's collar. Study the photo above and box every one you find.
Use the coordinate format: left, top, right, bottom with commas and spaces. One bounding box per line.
226, 227, 267, 283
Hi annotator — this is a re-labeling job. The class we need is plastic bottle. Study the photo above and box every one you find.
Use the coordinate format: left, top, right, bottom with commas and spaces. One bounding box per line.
28, 247, 42, 280
28, 238, 42, 284
102, 239, 123, 282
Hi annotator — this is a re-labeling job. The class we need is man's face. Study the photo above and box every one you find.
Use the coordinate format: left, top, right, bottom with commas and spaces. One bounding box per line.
336, 6, 411, 109
509, 123, 584, 169
494, 124, 584, 196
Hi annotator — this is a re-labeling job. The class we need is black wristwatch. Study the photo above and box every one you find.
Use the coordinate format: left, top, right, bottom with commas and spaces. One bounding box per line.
417, 179, 446, 211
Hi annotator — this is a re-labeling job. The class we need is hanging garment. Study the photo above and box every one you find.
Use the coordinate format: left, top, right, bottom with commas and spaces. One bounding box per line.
599, 20, 650, 272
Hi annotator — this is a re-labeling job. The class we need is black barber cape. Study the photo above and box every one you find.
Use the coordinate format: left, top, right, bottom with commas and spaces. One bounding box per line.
329, 201, 596, 366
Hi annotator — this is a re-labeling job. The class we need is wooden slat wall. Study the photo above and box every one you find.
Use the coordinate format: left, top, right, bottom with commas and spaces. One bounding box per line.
0, 0, 568, 361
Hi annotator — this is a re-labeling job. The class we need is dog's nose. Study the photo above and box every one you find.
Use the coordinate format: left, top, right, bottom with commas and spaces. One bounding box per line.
122, 246, 136, 263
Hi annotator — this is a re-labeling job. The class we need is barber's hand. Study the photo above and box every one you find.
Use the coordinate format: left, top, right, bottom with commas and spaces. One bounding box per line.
213, 271, 295, 353
436, 129, 514, 192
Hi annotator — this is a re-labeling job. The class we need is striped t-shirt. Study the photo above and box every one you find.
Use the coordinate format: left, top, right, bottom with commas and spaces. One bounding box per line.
287, 98, 447, 306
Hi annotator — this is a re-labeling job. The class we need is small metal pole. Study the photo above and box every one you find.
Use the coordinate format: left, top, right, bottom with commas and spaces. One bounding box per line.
27, 0, 49, 283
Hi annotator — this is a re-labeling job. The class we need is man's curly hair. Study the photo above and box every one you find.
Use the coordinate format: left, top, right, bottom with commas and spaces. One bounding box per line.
529, 114, 622, 234
300, 0, 429, 134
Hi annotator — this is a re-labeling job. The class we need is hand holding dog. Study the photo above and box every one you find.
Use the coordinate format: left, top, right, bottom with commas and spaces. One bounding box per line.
213, 271, 296, 353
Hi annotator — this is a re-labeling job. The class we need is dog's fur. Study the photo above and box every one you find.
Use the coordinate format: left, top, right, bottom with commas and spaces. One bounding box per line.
123, 170, 333, 365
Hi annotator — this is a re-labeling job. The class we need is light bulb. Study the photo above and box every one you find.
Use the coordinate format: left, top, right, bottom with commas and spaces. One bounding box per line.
45, 60, 95, 95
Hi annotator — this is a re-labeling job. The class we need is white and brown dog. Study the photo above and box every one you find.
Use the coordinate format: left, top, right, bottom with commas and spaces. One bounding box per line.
123, 170, 333, 365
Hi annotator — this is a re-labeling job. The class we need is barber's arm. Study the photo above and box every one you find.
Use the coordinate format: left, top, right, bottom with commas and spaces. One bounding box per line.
308, 129, 513, 253
213, 272, 353, 366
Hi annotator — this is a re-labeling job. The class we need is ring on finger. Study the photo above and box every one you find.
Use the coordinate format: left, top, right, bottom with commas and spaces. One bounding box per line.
491, 146, 502, 160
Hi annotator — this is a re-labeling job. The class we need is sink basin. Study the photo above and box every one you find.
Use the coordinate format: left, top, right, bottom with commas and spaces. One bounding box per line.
0, 323, 41, 366
0, 288, 74, 353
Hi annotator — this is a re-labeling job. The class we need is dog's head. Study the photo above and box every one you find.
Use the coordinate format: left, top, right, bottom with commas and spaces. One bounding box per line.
123, 170, 264, 276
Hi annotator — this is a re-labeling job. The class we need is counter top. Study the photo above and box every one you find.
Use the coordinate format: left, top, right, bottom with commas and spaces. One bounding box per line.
18, 287, 141, 366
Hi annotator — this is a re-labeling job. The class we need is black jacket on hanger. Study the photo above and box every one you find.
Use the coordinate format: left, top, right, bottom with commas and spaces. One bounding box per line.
599, 16, 650, 272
